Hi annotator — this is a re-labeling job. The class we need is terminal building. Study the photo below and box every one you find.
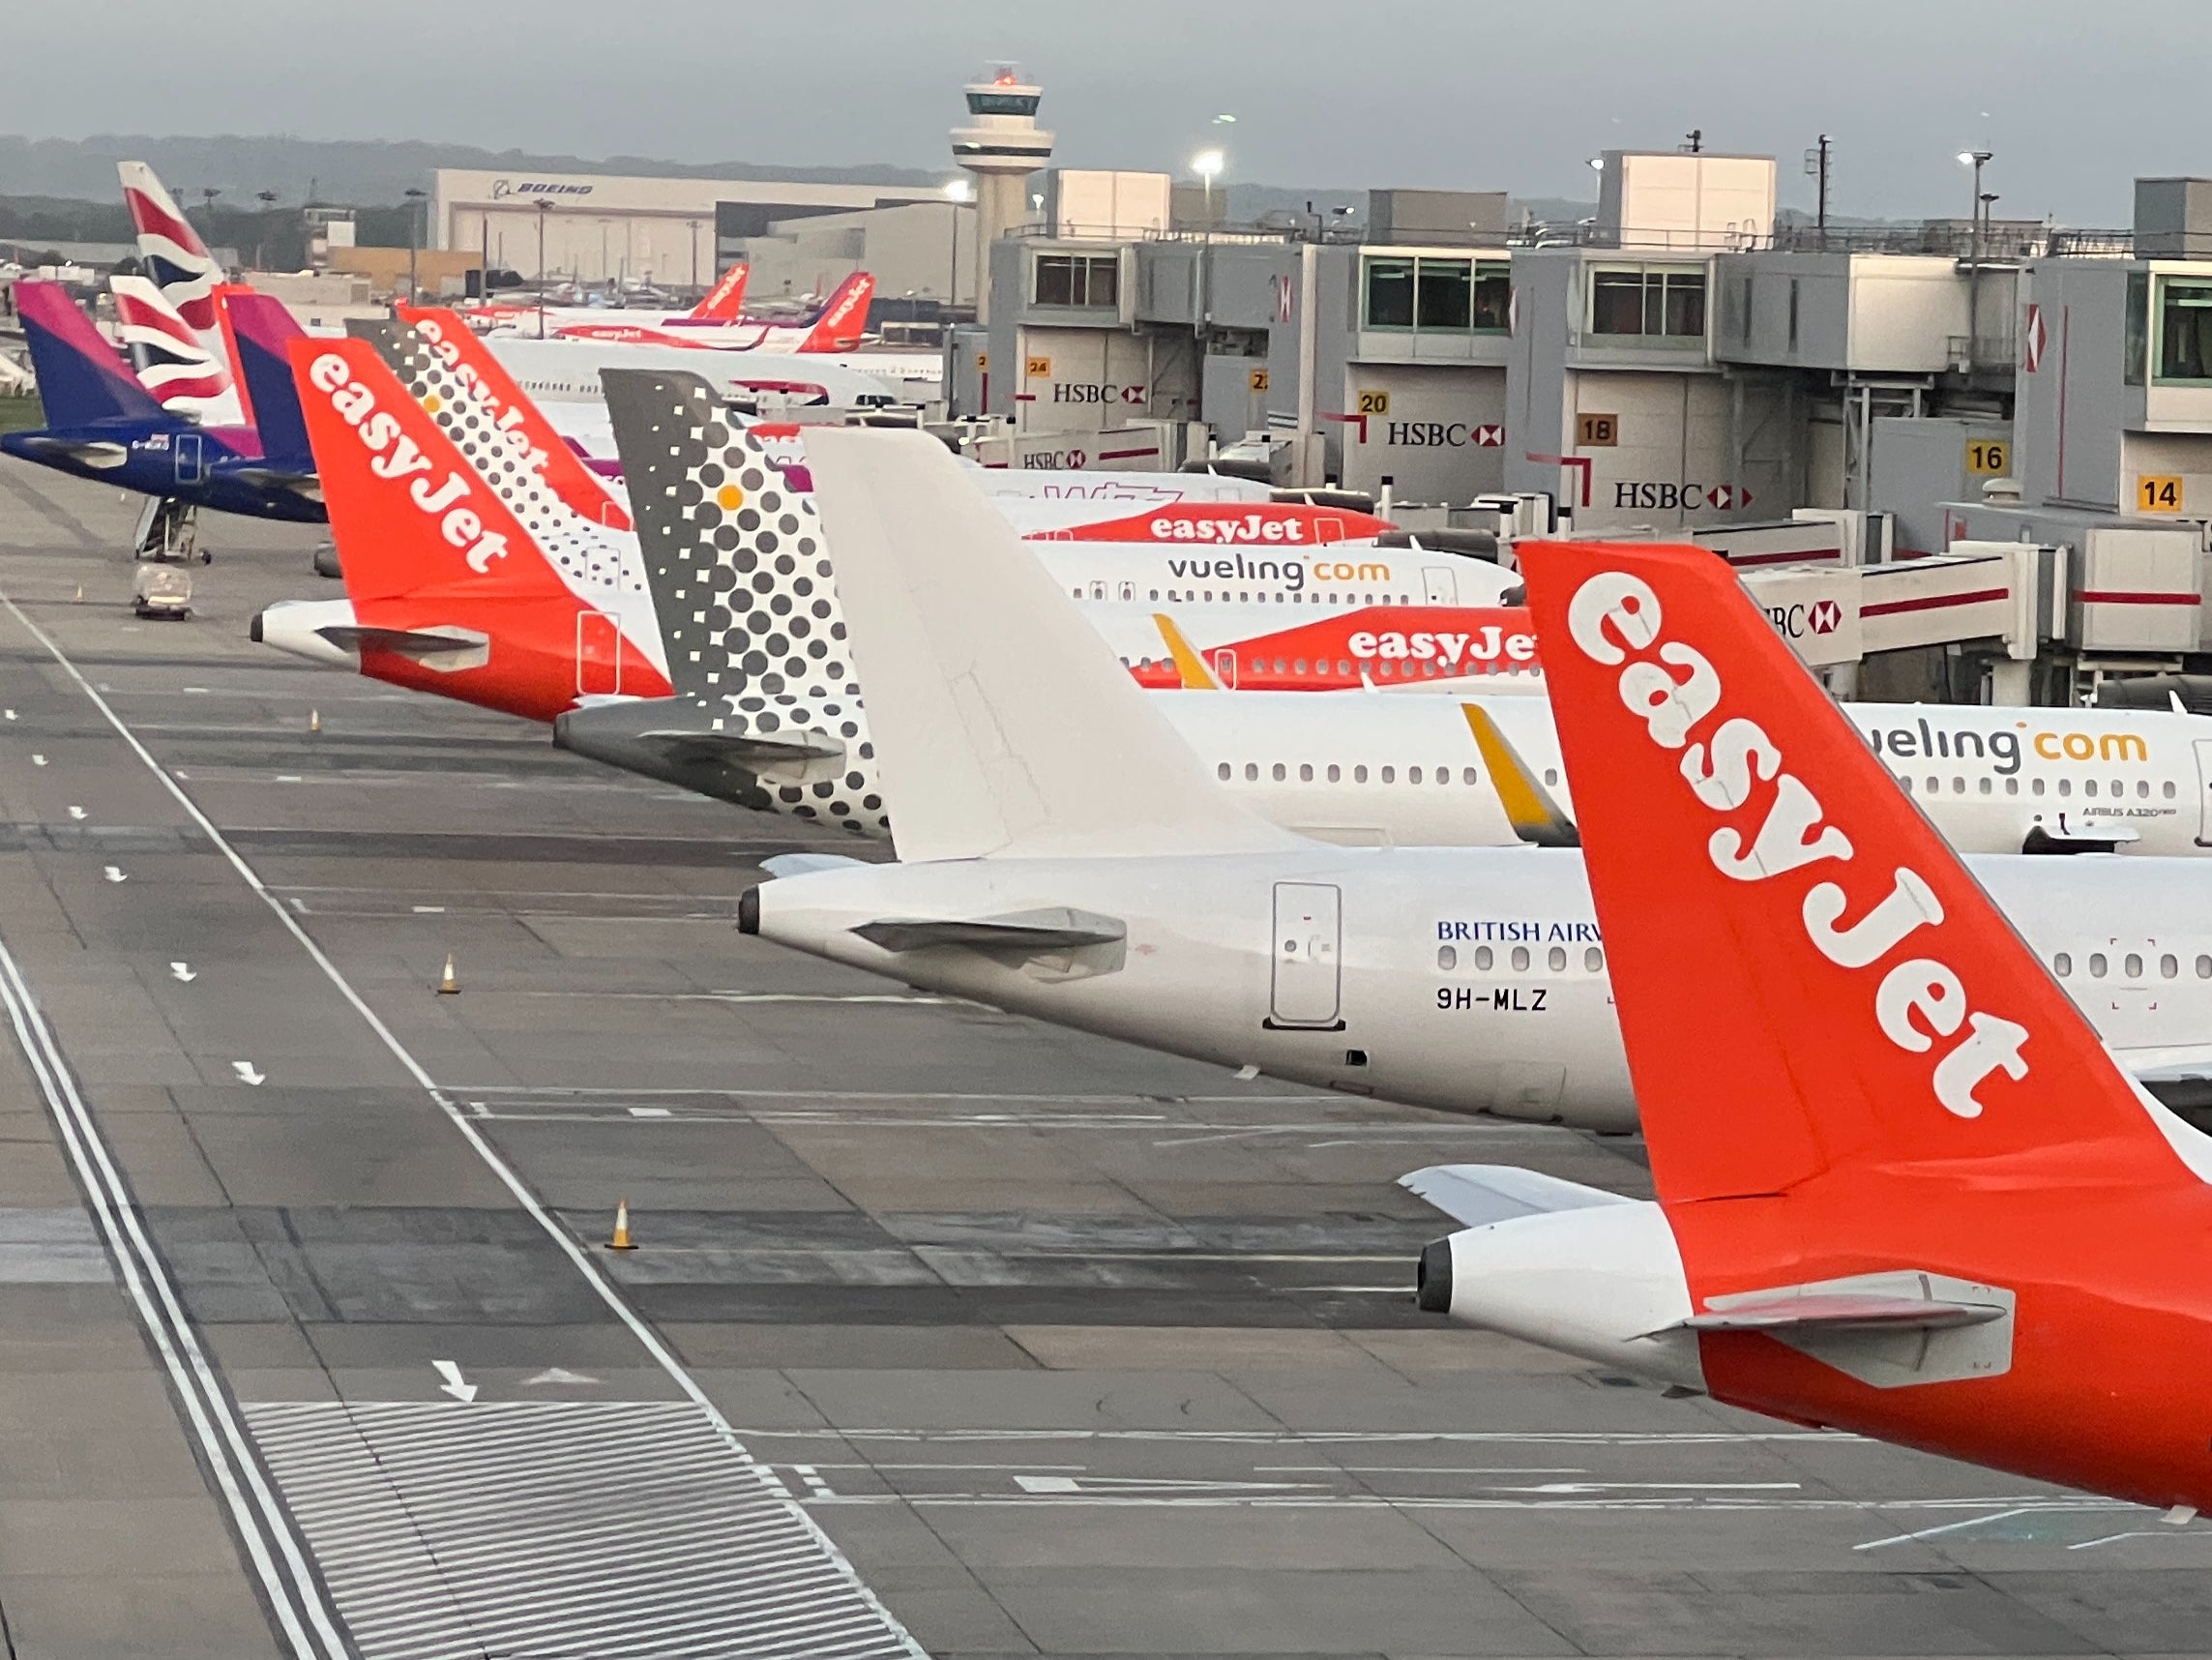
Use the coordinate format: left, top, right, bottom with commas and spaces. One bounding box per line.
938, 95, 2212, 704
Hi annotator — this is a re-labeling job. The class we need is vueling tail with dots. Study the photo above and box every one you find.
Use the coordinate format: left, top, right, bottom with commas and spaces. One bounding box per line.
268, 335, 670, 722
562, 367, 890, 833
1409, 537, 2212, 1518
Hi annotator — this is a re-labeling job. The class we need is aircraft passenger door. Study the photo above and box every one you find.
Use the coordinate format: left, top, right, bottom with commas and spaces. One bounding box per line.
1268, 881, 1342, 1027
575, 610, 623, 697
172, 432, 203, 487
2196, 741, 2212, 845
1212, 648, 1238, 690
1423, 567, 1457, 606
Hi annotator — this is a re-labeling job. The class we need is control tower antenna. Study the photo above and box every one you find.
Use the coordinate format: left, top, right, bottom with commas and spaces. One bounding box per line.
951, 64, 1053, 324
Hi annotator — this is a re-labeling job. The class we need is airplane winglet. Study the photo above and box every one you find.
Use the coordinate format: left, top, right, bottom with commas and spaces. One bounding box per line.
1152, 613, 1221, 690
1460, 704, 1578, 847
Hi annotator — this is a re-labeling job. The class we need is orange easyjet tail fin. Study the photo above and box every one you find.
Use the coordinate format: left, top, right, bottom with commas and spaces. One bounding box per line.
289, 336, 572, 607
689, 261, 750, 321
1517, 540, 2192, 1206
387, 305, 632, 532
795, 273, 874, 353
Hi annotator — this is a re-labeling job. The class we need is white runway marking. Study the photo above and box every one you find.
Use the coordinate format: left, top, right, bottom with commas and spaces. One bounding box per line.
250, 1402, 917, 1660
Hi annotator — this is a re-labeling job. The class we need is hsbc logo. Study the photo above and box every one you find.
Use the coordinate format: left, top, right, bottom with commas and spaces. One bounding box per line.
1381, 421, 1502, 449
1765, 597, 1846, 639
1020, 448, 1089, 469
1613, 481, 1756, 511
1051, 382, 1147, 405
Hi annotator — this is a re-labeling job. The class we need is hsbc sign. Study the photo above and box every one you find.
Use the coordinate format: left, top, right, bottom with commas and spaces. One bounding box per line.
1744, 567, 1862, 667
1052, 382, 1147, 406
1612, 481, 1756, 511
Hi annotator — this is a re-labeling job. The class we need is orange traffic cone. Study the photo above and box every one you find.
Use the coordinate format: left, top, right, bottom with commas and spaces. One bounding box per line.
608, 1199, 637, 1251
436, 952, 459, 994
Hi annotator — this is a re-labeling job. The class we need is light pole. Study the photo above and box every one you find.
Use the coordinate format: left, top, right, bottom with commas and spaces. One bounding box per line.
254, 189, 277, 270
535, 198, 553, 338
403, 186, 427, 303
1957, 150, 1992, 365
1192, 150, 1224, 228
688, 218, 700, 293
942, 178, 971, 308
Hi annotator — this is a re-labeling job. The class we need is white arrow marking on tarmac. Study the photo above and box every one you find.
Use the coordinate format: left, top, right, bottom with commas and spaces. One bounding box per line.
433, 1360, 479, 1403
521, 1366, 600, 1386
67, 806, 84, 820
170, 963, 196, 983
231, 1061, 264, 1086
103, 866, 126, 883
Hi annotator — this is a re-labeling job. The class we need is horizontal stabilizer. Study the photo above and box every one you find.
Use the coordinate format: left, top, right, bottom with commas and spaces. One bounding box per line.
13, 436, 130, 469
1669, 1294, 2006, 1333
317, 624, 488, 662
1400, 1165, 1632, 1230
632, 726, 845, 766
225, 465, 321, 498
761, 852, 869, 878
851, 909, 1127, 956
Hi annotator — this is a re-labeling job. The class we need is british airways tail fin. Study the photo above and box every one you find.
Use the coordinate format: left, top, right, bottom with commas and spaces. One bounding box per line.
220, 288, 315, 471
803, 427, 1301, 862
795, 273, 874, 352
689, 262, 750, 321
111, 275, 232, 415
14, 282, 171, 429
117, 161, 221, 334
1519, 540, 2195, 1206
386, 305, 632, 531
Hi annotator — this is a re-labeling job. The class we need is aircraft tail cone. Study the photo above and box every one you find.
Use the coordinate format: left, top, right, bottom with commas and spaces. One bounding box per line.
608, 1198, 637, 1251
436, 952, 459, 995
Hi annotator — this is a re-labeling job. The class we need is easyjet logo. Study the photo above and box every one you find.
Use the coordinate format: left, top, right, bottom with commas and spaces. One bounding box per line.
307, 353, 509, 574
1566, 569, 2029, 1120
1347, 627, 1536, 667
409, 317, 553, 481
1151, 514, 1310, 545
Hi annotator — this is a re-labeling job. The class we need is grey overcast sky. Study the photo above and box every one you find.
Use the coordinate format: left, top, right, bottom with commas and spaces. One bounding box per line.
1, 0, 2191, 222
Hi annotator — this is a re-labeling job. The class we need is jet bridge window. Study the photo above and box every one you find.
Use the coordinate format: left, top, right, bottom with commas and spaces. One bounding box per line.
2156, 278, 2212, 383
1362, 255, 1510, 333
1033, 252, 1120, 310
1589, 266, 1707, 340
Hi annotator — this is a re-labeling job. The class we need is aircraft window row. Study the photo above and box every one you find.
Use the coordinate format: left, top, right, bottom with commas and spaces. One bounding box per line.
2050, 952, 2212, 980
1898, 773, 2175, 800
1077, 586, 1414, 606
1223, 760, 1481, 786
1437, 943, 1606, 973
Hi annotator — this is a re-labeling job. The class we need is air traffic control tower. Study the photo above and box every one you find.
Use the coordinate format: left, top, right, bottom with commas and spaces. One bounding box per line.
951, 67, 1052, 323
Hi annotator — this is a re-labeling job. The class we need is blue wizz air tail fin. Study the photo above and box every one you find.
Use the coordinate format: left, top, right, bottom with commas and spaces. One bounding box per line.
13, 282, 172, 429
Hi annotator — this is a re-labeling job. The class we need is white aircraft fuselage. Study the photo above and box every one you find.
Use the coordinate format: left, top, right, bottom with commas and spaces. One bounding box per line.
748, 846, 2212, 1133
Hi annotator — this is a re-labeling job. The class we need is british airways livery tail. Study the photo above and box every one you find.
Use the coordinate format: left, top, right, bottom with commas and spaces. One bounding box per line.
118, 162, 222, 335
